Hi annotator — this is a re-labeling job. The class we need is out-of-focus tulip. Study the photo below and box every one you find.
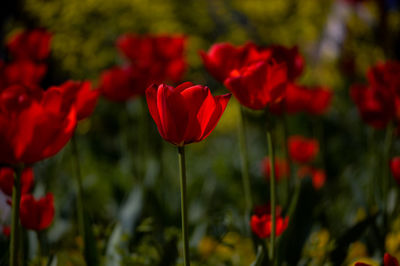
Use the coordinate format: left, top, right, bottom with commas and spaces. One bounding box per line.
224, 59, 287, 110
250, 205, 288, 238
19, 193, 54, 231
262, 157, 289, 182
0, 84, 77, 164
52, 80, 99, 121
6, 29, 52, 62
288, 136, 319, 164
0, 167, 34, 196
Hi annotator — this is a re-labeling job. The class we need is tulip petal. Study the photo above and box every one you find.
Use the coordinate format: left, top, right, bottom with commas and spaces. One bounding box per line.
146, 84, 164, 136
199, 93, 231, 141
157, 84, 188, 145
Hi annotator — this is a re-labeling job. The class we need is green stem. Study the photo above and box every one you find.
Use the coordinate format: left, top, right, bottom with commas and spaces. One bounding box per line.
267, 128, 276, 265
282, 115, 291, 206
10, 165, 23, 266
139, 97, 149, 181
36, 232, 42, 266
383, 123, 394, 214
238, 106, 253, 217
71, 135, 86, 253
178, 146, 190, 266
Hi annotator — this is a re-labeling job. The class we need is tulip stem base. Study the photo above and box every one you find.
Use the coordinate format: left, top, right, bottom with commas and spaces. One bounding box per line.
10, 165, 23, 266
267, 128, 277, 265
178, 146, 190, 266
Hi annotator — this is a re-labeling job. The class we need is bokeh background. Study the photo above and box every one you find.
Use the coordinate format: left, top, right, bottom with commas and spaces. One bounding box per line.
1, 0, 400, 265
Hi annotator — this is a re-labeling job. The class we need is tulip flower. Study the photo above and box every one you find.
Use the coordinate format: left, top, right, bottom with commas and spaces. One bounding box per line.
117, 34, 186, 83
2, 60, 47, 88
262, 157, 289, 182
51, 80, 99, 121
99, 65, 148, 102
224, 59, 287, 110
390, 157, 400, 185
297, 166, 326, 190
268, 45, 304, 81
19, 193, 54, 231
355, 253, 399, 266
146, 82, 231, 146
288, 136, 319, 164
147, 81, 230, 265
0, 167, 34, 197
2, 226, 10, 237
6, 29, 52, 62
350, 84, 395, 129
367, 61, 400, 97
199, 42, 260, 83
0, 84, 77, 165
270, 83, 333, 116
250, 205, 288, 238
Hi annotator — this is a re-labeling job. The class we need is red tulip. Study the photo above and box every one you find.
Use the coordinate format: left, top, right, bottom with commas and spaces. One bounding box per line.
2, 60, 47, 88
367, 61, 400, 96
199, 42, 261, 83
355, 253, 399, 266
288, 136, 319, 164
19, 193, 54, 231
390, 157, 400, 185
305, 87, 333, 115
0, 167, 34, 196
116, 34, 186, 84
262, 157, 289, 182
270, 84, 333, 115
0, 84, 77, 164
99, 66, 148, 102
51, 80, 99, 121
224, 59, 287, 110
250, 205, 288, 238
268, 45, 304, 81
298, 166, 326, 190
2, 226, 10, 237
6, 29, 52, 62
146, 82, 231, 146
384, 253, 399, 266
350, 84, 395, 129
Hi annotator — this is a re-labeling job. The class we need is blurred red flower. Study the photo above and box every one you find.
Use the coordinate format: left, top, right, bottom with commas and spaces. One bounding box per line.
117, 34, 186, 84
288, 136, 319, 164
367, 61, 400, 96
224, 59, 287, 110
384, 253, 399, 266
270, 83, 333, 115
19, 193, 54, 231
262, 157, 289, 182
146, 82, 231, 146
200, 43, 303, 83
7, 29, 52, 62
350, 84, 395, 129
250, 205, 288, 238
268, 45, 304, 81
355, 253, 399, 266
0, 167, 34, 196
298, 166, 326, 190
390, 157, 400, 185
1, 60, 46, 89
199, 42, 261, 83
51, 80, 99, 121
2, 226, 10, 237
99, 66, 140, 101
0, 84, 77, 164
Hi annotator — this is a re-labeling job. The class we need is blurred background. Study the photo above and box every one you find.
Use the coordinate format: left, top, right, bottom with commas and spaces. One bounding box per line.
1, 0, 400, 265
